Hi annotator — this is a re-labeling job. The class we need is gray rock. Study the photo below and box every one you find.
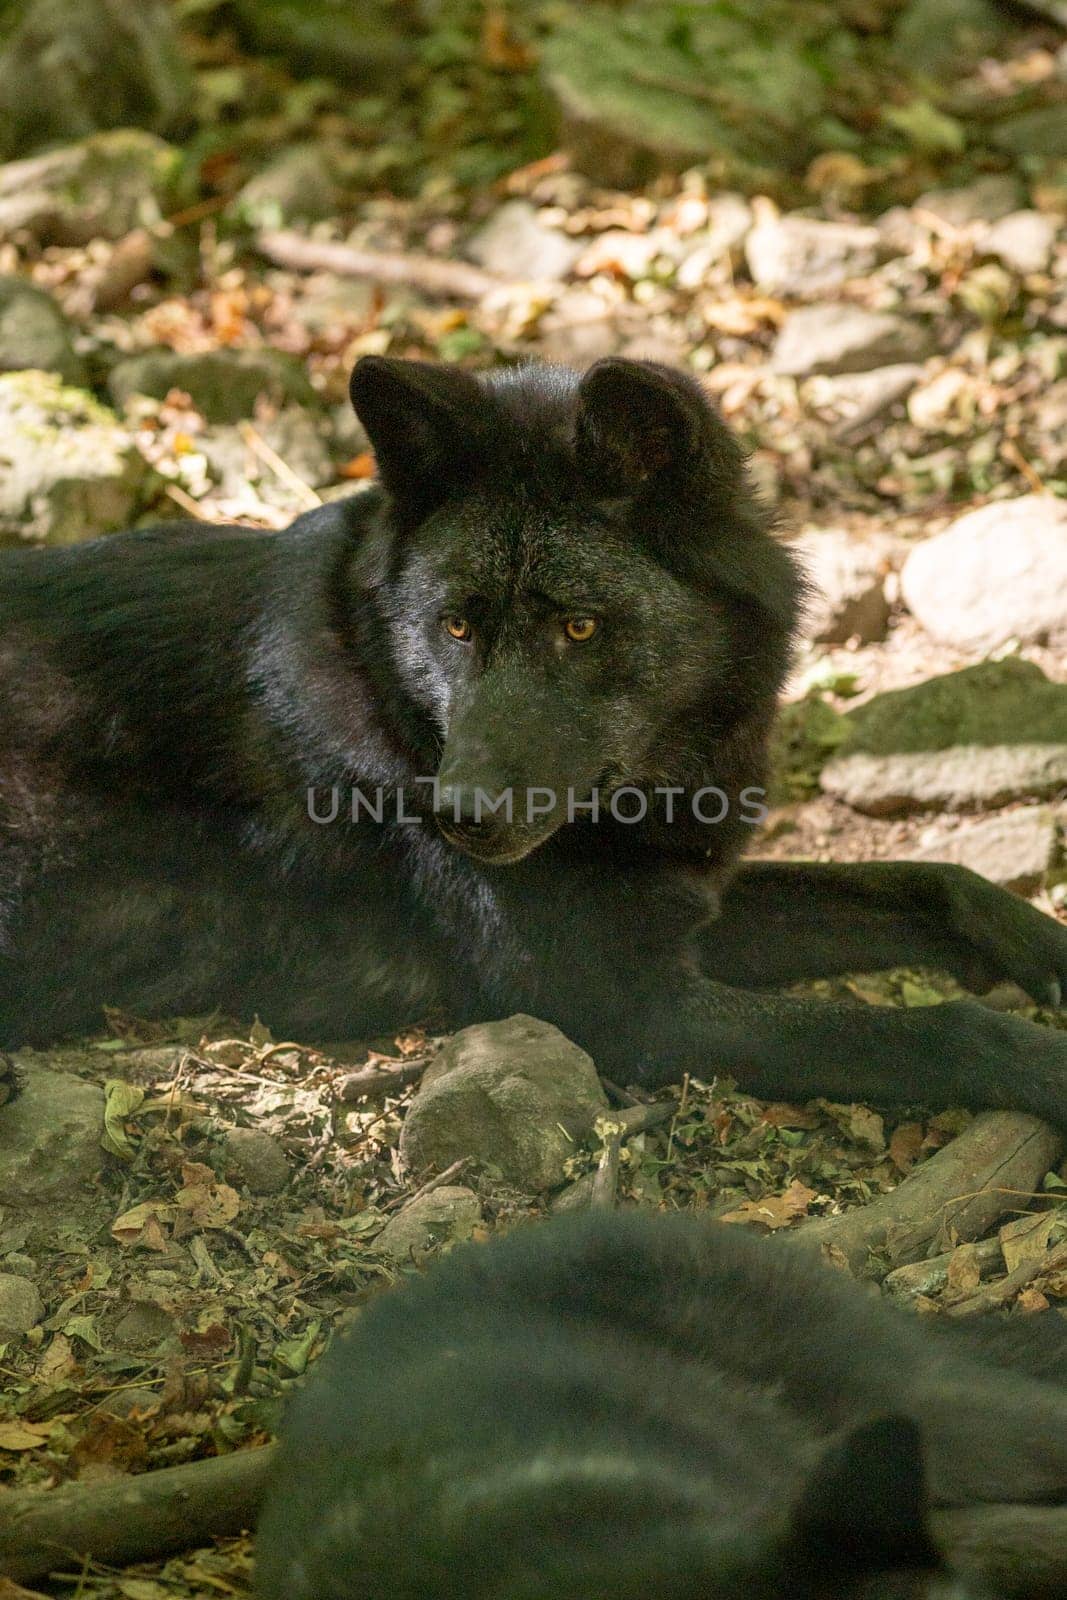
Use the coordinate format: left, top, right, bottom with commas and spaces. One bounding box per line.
907, 809, 1058, 894
109, 348, 315, 424
745, 210, 881, 297
913, 174, 1021, 229
0, 130, 180, 246
0, 1063, 103, 1207
375, 1186, 482, 1261
231, 0, 411, 87
0, 276, 84, 384
892, 0, 1011, 78
823, 747, 1067, 816
794, 527, 894, 645
540, 6, 824, 186
900, 496, 1067, 652
400, 1015, 609, 1192
292, 280, 376, 335
0, 1274, 44, 1337
113, 1299, 177, 1350
228, 144, 343, 231
992, 105, 1067, 161
821, 660, 1067, 815
467, 201, 582, 283
224, 1127, 290, 1195
0, 371, 156, 546
977, 211, 1059, 277
803, 364, 922, 437
199, 408, 335, 507
99, 1385, 160, 1417
772, 305, 930, 378
0, 0, 191, 160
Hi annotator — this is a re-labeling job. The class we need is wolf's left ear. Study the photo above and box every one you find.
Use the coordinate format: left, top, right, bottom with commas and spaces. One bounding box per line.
574, 358, 714, 493
792, 1415, 941, 1573
349, 357, 484, 519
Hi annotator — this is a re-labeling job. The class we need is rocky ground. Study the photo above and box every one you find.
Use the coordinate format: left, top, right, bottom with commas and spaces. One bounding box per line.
2, 0, 1067, 1595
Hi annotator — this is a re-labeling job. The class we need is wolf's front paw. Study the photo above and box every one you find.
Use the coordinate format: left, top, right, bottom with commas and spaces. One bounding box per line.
944, 867, 1067, 1010
0, 1051, 22, 1107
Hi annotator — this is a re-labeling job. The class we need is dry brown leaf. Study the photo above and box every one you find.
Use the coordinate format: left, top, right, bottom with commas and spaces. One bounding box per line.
176, 1172, 241, 1230
0, 1419, 53, 1451
111, 1200, 175, 1249
1016, 1288, 1050, 1314
760, 1102, 820, 1129
889, 1121, 924, 1173
721, 1178, 817, 1231
944, 1243, 982, 1300
999, 1211, 1056, 1273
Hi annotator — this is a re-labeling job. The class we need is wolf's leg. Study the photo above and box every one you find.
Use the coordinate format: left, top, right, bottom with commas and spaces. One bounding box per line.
701, 860, 1067, 1005
622, 970, 1067, 1126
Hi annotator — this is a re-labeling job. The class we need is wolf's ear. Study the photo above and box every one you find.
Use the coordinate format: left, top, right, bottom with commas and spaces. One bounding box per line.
574, 358, 712, 493
792, 1415, 941, 1572
349, 357, 484, 518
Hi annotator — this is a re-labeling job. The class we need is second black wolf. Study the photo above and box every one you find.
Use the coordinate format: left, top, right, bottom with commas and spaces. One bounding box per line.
256, 1210, 1067, 1599
1, 356, 1067, 1122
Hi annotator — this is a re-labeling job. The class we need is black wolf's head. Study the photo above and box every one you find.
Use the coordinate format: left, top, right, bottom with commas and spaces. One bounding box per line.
349, 356, 802, 865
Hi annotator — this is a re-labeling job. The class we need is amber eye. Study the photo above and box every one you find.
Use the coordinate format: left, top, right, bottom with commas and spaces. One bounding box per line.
564, 618, 598, 643
444, 617, 472, 642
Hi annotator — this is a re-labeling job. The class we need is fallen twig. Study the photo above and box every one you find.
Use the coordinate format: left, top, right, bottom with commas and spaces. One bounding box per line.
0, 1443, 275, 1584
256, 230, 504, 301
944, 1237, 1067, 1318
882, 1236, 1004, 1301
589, 1123, 623, 1210
385, 1157, 469, 1213
338, 1059, 430, 1101
792, 1112, 1062, 1278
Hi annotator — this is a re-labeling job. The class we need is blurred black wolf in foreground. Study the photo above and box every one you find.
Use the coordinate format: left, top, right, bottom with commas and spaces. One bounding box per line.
256, 1210, 1067, 1600
2, 356, 1067, 1119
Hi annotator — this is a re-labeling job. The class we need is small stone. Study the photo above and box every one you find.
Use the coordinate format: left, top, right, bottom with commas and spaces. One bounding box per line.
821, 660, 1067, 815
0, 0, 191, 160
224, 1128, 290, 1195
745, 208, 882, 296
108, 348, 315, 424
0, 371, 156, 546
0, 277, 85, 384
113, 1300, 177, 1350
977, 211, 1058, 277
199, 408, 335, 508
0, 1062, 104, 1206
228, 144, 343, 230
375, 1186, 482, 1261
467, 201, 583, 282
675, 197, 753, 289
992, 105, 1067, 161
900, 496, 1067, 653
99, 1386, 159, 1417
913, 174, 1021, 229
803, 364, 921, 436
293, 280, 376, 335
400, 1015, 609, 1192
0, 130, 180, 246
0, 1274, 44, 1337
794, 527, 894, 645
907, 809, 1057, 894
771, 305, 930, 378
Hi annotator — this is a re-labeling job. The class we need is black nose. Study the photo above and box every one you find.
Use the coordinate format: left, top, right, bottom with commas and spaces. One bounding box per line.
434, 784, 502, 830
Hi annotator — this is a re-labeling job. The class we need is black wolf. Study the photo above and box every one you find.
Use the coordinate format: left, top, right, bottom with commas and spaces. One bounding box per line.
256, 1209, 1067, 1599
1, 357, 1067, 1121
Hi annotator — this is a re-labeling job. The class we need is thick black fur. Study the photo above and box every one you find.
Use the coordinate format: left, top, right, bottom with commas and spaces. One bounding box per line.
2, 357, 1067, 1121
256, 1210, 1067, 1600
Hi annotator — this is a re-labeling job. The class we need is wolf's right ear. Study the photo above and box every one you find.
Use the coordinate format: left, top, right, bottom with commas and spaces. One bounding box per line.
349, 357, 484, 519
